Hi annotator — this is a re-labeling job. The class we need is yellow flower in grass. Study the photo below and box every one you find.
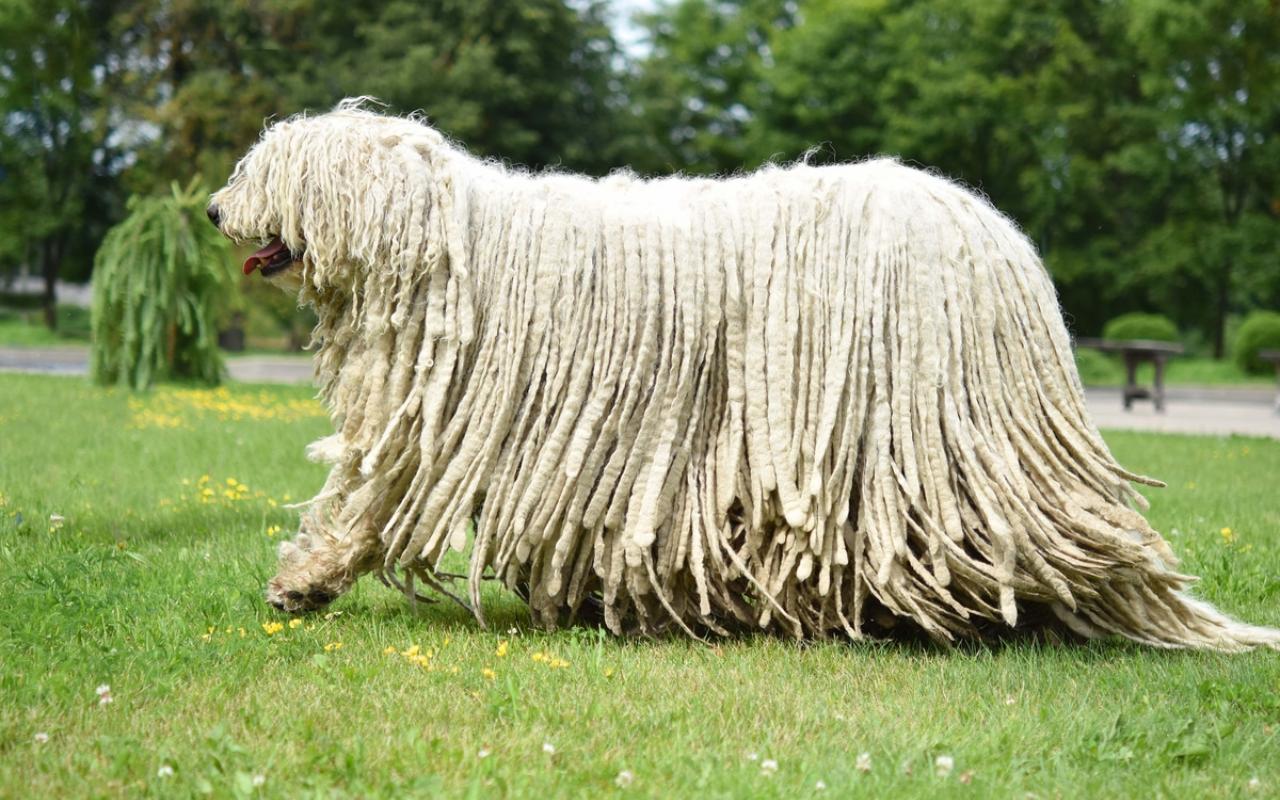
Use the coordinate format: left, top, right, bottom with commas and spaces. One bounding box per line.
383, 646, 397, 655
482, 668, 496, 681
323, 641, 343, 652
288, 619, 302, 629
495, 640, 509, 658
531, 651, 546, 663
262, 621, 284, 636
1221, 527, 1234, 543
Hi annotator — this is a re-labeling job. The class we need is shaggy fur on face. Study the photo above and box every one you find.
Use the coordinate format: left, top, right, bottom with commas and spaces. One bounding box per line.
210, 100, 1278, 650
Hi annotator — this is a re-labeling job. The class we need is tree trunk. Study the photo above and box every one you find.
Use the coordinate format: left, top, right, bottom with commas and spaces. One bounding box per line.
41, 238, 62, 331
1212, 257, 1231, 360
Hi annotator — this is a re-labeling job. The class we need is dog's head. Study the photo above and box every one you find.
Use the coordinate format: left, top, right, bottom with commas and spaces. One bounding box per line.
207, 100, 446, 297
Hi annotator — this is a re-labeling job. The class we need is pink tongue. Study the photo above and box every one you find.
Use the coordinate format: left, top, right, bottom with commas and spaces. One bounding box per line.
243, 237, 288, 275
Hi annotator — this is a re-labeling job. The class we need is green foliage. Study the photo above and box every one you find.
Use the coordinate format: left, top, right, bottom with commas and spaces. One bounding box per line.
0, 306, 91, 346
1074, 348, 1123, 385
6, 0, 1280, 353
633, 0, 1280, 349
0, 0, 128, 311
628, 0, 793, 173
114, 0, 628, 185
0, 292, 46, 311
90, 181, 235, 388
236, 278, 317, 351
1103, 312, 1180, 343
1232, 311, 1280, 375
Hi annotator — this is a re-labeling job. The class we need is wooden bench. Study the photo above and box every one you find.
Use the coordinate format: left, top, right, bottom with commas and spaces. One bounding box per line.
1261, 350, 1280, 413
1077, 338, 1184, 412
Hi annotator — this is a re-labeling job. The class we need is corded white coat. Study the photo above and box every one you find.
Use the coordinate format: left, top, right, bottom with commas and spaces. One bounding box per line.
212, 103, 1279, 650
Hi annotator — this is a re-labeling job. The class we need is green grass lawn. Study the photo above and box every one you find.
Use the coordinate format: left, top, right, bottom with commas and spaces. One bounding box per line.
1, 374, 1277, 798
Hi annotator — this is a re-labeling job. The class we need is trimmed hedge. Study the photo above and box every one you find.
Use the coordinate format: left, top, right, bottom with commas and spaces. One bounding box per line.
1232, 311, 1280, 375
1102, 312, 1179, 343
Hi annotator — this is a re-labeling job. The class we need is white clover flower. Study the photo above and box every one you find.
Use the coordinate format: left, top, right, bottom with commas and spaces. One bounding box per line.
815, 779, 827, 790
157, 765, 174, 778
760, 759, 778, 775
615, 770, 634, 788
34, 732, 49, 744
95, 684, 113, 706
252, 774, 266, 787
746, 751, 759, 761
934, 754, 955, 778
855, 752, 871, 773
542, 742, 556, 755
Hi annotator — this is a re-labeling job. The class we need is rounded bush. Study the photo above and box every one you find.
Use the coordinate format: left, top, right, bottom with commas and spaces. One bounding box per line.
1232, 311, 1280, 375
1102, 312, 1179, 343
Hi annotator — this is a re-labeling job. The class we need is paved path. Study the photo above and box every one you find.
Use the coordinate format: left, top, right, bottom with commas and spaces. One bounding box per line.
2, 345, 1278, 439
1086, 388, 1279, 439
0, 345, 313, 384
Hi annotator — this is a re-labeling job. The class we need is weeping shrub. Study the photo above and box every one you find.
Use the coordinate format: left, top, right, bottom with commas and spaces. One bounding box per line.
91, 181, 234, 389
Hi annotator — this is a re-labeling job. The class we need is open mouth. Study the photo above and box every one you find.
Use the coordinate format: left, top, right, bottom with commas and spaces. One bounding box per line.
243, 236, 303, 277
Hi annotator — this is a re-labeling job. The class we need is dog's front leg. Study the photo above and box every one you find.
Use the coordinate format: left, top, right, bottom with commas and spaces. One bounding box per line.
265, 517, 380, 614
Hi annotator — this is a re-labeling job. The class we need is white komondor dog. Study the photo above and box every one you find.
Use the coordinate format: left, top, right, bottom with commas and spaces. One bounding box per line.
209, 101, 1278, 650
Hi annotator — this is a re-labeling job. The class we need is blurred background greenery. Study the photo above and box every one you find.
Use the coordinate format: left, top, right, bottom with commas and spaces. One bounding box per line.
1, 0, 1277, 366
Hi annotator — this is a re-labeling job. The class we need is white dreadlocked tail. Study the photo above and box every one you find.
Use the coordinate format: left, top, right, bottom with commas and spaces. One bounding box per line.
212, 102, 1279, 650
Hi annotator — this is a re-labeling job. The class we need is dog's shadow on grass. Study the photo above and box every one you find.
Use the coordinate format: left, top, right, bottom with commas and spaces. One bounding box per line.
337, 580, 1184, 665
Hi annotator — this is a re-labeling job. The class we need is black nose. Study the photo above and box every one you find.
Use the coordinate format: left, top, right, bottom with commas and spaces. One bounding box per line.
206, 204, 221, 227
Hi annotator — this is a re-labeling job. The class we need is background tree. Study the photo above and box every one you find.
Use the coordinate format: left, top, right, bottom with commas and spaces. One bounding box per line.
630, 0, 1280, 344
1122, 0, 1280, 356
2, 0, 1277, 354
112, 0, 631, 184
0, 0, 128, 327
628, 0, 794, 174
